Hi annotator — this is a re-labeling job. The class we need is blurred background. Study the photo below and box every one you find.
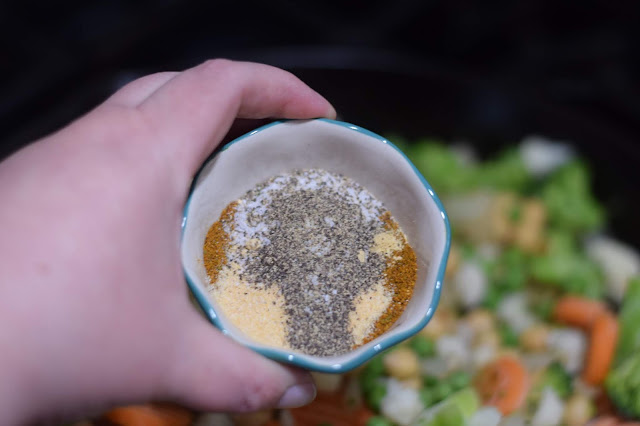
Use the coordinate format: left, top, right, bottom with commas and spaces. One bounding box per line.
1, 0, 639, 239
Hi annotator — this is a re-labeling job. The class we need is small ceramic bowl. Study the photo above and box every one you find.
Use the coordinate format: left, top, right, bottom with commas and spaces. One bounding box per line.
181, 119, 450, 373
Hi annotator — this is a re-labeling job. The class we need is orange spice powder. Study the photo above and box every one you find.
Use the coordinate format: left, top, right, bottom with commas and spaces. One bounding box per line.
362, 212, 418, 345
203, 201, 238, 285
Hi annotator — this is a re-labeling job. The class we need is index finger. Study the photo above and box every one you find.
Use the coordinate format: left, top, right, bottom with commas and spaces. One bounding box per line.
138, 59, 336, 176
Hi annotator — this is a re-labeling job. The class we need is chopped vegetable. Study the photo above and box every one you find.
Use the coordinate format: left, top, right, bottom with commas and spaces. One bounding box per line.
496, 293, 536, 334
408, 142, 476, 194
553, 296, 607, 329
104, 404, 194, 426
499, 322, 520, 347
520, 324, 549, 352
586, 236, 640, 303
383, 347, 420, 380
411, 388, 480, 426
519, 136, 574, 178
583, 312, 619, 385
564, 393, 596, 426
530, 362, 573, 400
605, 353, 640, 419
488, 248, 528, 293
530, 387, 565, 426
360, 356, 385, 391
540, 161, 604, 234
380, 379, 424, 425
613, 277, 640, 366
530, 230, 604, 298
467, 406, 502, 426
474, 356, 530, 415
477, 149, 532, 192
451, 260, 488, 308
546, 328, 587, 375
447, 371, 471, 392
366, 416, 394, 426
410, 335, 436, 358
365, 381, 387, 412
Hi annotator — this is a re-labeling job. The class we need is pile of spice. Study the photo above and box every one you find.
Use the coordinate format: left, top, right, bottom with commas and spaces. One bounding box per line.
202, 169, 418, 357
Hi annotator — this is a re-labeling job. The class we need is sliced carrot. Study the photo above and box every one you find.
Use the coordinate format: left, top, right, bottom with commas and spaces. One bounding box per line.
589, 417, 620, 426
554, 296, 607, 329
473, 355, 530, 416
354, 406, 376, 426
104, 403, 193, 426
583, 312, 619, 385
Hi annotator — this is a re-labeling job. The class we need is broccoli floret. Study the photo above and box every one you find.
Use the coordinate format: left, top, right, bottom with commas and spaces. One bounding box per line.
477, 148, 532, 191
408, 142, 476, 194
606, 353, 640, 419
541, 161, 604, 234
530, 230, 604, 298
488, 248, 528, 292
530, 362, 573, 401
614, 277, 640, 366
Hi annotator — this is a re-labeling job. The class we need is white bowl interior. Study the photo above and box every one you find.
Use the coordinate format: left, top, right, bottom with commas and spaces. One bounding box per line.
181, 120, 447, 366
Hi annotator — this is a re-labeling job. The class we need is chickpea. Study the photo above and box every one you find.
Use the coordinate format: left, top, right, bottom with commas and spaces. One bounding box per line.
521, 198, 547, 225
473, 328, 501, 350
420, 309, 455, 339
490, 192, 518, 243
465, 309, 495, 335
231, 411, 272, 426
311, 372, 343, 393
564, 393, 595, 426
515, 199, 547, 253
520, 325, 549, 352
383, 347, 420, 380
400, 376, 423, 390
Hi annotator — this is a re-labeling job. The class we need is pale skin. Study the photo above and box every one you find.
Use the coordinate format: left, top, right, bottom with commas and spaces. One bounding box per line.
0, 59, 336, 424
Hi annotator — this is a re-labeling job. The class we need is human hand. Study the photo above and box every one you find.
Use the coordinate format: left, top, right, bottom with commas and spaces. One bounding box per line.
0, 59, 335, 424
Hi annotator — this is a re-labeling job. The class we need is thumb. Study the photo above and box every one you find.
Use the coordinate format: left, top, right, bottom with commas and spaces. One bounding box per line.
164, 312, 316, 413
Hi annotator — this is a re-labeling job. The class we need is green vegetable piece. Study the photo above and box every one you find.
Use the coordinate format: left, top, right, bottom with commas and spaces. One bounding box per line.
498, 323, 519, 348
482, 286, 504, 311
447, 388, 480, 419
366, 416, 393, 426
413, 388, 479, 426
365, 381, 387, 413
530, 230, 604, 298
614, 277, 640, 366
366, 355, 385, 376
530, 297, 556, 321
530, 362, 573, 401
476, 148, 531, 191
408, 142, 477, 194
359, 356, 385, 396
605, 352, 640, 419
420, 387, 436, 407
411, 335, 436, 358
423, 375, 439, 387
489, 248, 528, 292
509, 202, 523, 223
540, 161, 604, 234
447, 371, 471, 391
433, 382, 453, 402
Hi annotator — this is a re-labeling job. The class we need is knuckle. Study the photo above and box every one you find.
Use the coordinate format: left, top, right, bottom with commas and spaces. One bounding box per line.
237, 373, 283, 412
200, 58, 234, 75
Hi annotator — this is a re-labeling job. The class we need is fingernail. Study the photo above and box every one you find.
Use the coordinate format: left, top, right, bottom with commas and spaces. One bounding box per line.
277, 383, 316, 408
326, 104, 337, 119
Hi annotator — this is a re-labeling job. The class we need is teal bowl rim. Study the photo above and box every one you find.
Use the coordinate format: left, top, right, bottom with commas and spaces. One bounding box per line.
181, 118, 451, 373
